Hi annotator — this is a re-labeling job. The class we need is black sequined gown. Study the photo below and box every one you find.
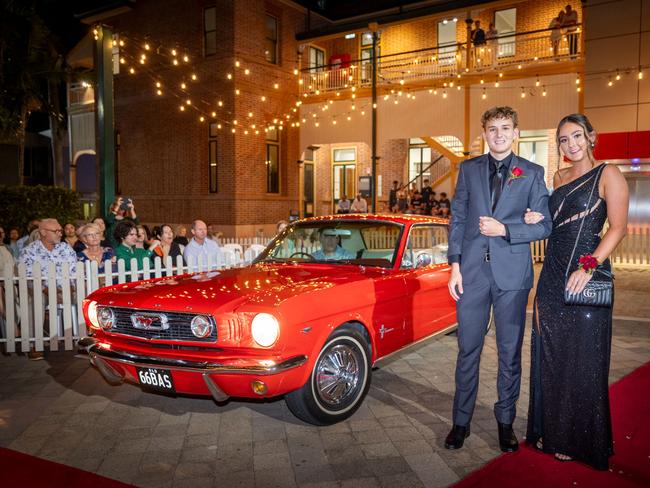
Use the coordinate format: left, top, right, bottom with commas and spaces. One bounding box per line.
526, 165, 613, 470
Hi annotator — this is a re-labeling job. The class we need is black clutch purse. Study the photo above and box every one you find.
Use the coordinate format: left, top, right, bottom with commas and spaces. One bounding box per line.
562, 165, 613, 307
564, 270, 613, 307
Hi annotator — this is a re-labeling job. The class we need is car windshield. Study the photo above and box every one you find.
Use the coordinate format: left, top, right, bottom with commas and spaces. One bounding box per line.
257, 221, 404, 268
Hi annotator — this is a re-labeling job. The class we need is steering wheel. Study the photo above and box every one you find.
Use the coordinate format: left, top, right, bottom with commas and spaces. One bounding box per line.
289, 251, 314, 260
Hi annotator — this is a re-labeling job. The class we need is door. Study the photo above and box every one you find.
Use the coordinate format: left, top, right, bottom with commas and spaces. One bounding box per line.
304, 162, 314, 217
333, 164, 356, 211
399, 224, 455, 342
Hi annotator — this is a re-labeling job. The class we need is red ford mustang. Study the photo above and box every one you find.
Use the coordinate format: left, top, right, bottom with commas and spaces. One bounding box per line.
81, 214, 456, 424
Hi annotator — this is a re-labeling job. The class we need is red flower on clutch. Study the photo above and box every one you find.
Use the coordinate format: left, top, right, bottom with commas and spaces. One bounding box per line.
578, 254, 599, 274
508, 166, 526, 185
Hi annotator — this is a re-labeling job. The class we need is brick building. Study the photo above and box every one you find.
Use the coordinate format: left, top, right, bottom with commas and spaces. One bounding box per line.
67, 0, 648, 234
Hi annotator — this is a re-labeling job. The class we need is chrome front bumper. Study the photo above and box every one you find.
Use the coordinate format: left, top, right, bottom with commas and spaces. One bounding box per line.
78, 337, 308, 402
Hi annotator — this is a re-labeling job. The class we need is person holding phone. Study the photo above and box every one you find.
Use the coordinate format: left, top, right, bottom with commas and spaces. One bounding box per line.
105, 196, 139, 249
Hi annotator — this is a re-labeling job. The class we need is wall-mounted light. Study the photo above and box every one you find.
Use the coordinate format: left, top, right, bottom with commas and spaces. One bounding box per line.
345, 33, 356, 39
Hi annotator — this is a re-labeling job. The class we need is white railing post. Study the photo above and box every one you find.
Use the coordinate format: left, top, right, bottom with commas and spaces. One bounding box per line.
2, 263, 16, 353
46, 263, 57, 352
17, 263, 30, 353
32, 264, 44, 352
75, 263, 86, 337
60, 263, 74, 351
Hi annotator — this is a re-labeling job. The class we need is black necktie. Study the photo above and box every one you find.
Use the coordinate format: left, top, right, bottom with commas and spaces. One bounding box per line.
490, 159, 505, 211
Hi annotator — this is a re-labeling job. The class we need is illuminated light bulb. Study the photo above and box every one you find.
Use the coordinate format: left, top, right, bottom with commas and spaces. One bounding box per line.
394, 99, 399, 105
639, 70, 644, 80
260, 96, 266, 102
235, 60, 240, 67
273, 119, 278, 123
329, 100, 333, 104
457, 73, 462, 78
457, 86, 461, 91
518, 64, 522, 69
120, 57, 126, 64
199, 116, 205, 122
139, 58, 145, 64
301, 118, 306, 123
211, 111, 217, 117
499, 72, 503, 77
293, 69, 298, 75
352, 93, 356, 99
295, 122, 300, 127
315, 89, 320, 95
536, 78, 540, 87
191, 73, 197, 80
244, 130, 249, 135
372, 103, 377, 109
442, 90, 447, 99
575, 78, 580, 84
495, 81, 500, 88
129, 67, 135, 74
434, 89, 438, 95
336, 92, 340, 96
361, 111, 365, 115
449, 82, 454, 87
577, 86, 581, 92
173, 59, 178, 65
520, 87, 526, 98
181, 82, 186, 89
274, 83, 279, 89
233, 120, 238, 125
255, 130, 259, 134
218, 100, 223, 106
312, 113, 316, 117
144, 43, 150, 50
183, 55, 189, 62
608, 79, 613, 87
332, 119, 337, 125
299, 79, 304, 85
400, 79, 405, 85
217, 124, 222, 129
156, 89, 162, 96
248, 112, 253, 117
315, 122, 319, 127
285, 114, 290, 119
428, 89, 433, 93
227, 73, 232, 80
171, 49, 177, 56
616, 72, 621, 81
480, 79, 484, 84
186, 99, 191, 105
482, 89, 487, 99
180, 105, 185, 111
155, 81, 161, 88
398, 91, 402, 96
231, 128, 236, 133
244, 69, 249, 75
119, 40, 124, 47
235, 89, 240, 95
383, 95, 389, 100
347, 116, 351, 121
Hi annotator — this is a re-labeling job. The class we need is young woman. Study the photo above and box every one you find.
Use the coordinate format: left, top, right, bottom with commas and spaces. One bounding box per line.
524, 113, 629, 469
152, 224, 183, 264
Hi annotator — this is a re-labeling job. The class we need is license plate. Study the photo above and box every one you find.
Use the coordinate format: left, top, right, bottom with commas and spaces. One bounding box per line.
136, 367, 175, 393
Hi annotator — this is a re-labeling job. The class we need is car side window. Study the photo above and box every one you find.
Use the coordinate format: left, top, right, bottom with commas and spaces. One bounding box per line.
400, 225, 449, 269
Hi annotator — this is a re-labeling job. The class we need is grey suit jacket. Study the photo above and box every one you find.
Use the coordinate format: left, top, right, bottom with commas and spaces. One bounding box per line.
448, 154, 552, 291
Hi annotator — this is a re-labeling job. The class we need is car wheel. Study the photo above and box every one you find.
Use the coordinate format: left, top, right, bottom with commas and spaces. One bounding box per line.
286, 326, 371, 425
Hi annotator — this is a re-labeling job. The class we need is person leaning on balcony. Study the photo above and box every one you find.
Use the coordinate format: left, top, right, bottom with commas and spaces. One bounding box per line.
114, 220, 160, 272
562, 4, 579, 58
549, 11, 564, 59
486, 23, 498, 66
471, 20, 487, 67
105, 196, 140, 250
76, 223, 115, 273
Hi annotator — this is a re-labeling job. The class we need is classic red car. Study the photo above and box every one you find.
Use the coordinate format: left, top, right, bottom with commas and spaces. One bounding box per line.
80, 214, 456, 425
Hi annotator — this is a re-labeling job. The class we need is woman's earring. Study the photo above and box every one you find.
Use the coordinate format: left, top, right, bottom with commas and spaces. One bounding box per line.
590, 141, 595, 149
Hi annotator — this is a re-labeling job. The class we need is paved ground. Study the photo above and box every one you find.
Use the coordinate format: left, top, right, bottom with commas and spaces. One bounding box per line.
1, 267, 649, 488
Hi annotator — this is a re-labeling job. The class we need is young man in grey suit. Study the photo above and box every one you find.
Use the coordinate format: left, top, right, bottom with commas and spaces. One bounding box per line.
445, 106, 552, 452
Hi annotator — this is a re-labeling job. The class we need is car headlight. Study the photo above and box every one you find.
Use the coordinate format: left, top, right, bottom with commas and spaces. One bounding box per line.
251, 313, 280, 347
97, 307, 115, 330
86, 300, 99, 329
191, 315, 213, 338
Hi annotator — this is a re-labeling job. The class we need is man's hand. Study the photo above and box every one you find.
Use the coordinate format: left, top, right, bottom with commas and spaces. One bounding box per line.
448, 263, 463, 301
524, 208, 545, 225
479, 216, 506, 237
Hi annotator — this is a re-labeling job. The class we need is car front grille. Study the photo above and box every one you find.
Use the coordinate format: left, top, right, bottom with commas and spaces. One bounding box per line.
106, 307, 217, 343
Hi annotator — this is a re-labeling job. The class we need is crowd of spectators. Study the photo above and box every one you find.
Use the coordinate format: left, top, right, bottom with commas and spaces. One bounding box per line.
387, 179, 452, 217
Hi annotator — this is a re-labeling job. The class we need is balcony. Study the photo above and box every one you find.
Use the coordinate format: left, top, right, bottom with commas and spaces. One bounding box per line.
300, 26, 582, 97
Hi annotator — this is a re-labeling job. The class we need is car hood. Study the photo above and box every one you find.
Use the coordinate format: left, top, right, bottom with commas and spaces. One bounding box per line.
89, 262, 386, 313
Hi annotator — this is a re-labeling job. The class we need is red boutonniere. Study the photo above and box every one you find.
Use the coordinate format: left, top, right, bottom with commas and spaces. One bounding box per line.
508, 166, 526, 185
578, 254, 599, 274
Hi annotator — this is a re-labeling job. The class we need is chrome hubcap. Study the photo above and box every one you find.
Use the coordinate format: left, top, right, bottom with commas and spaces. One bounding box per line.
315, 343, 360, 407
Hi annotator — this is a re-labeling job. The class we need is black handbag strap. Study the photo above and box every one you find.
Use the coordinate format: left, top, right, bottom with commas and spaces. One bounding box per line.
564, 164, 607, 278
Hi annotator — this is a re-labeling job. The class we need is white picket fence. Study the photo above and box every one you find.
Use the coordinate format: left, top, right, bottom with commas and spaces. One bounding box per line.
0, 245, 269, 354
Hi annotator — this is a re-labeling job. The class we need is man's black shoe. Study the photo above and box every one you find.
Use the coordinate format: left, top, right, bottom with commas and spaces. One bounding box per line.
444, 425, 470, 449
497, 422, 519, 452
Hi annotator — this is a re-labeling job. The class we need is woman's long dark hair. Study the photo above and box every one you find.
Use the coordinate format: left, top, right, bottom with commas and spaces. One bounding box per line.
556, 113, 597, 168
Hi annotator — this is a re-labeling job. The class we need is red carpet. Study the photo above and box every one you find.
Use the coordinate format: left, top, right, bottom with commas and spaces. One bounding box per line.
454, 361, 650, 487
0, 448, 134, 488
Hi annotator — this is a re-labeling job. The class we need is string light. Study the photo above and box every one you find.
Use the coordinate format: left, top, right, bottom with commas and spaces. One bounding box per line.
608, 77, 613, 87
482, 88, 487, 99
639, 69, 644, 80
542, 86, 547, 96
442, 90, 447, 99
520, 87, 526, 98
616, 70, 621, 81
191, 73, 197, 81
535, 77, 540, 87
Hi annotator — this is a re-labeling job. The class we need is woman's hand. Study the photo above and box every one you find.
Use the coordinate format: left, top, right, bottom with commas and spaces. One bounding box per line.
565, 268, 594, 295
524, 208, 545, 225
148, 239, 161, 251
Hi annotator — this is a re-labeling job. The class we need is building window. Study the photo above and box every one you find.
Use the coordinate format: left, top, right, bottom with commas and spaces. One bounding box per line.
204, 7, 217, 56
495, 8, 517, 57
360, 31, 379, 83
437, 19, 457, 65
408, 139, 432, 187
208, 123, 218, 192
266, 128, 279, 193
309, 46, 325, 72
265, 14, 278, 64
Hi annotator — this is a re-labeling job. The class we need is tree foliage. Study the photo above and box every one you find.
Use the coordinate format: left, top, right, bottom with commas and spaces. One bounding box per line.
0, 185, 83, 233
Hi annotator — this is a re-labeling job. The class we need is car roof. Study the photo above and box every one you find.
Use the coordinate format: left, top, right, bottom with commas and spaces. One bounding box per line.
293, 213, 449, 226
